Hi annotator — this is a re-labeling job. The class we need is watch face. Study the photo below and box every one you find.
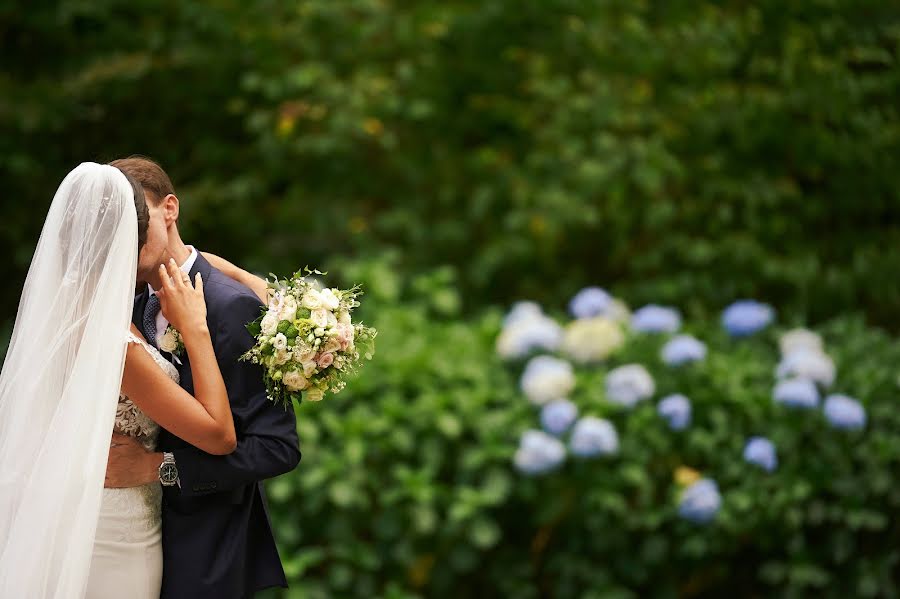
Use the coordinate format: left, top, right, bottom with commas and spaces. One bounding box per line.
160, 463, 178, 484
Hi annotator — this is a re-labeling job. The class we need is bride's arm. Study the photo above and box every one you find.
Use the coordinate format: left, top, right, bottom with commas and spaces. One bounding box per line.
202, 251, 268, 304
121, 260, 236, 455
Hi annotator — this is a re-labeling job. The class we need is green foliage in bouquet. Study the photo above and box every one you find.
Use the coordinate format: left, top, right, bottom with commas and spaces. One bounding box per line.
260, 262, 900, 599
242, 268, 376, 407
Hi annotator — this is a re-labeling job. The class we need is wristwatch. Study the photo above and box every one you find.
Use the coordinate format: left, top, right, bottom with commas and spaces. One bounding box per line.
158, 452, 180, 487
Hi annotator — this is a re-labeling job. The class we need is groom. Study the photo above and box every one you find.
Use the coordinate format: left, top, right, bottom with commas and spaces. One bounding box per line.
104, 156, 301, 598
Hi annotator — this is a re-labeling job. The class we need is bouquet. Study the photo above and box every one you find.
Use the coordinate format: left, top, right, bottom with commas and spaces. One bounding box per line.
242, 268, 377, 406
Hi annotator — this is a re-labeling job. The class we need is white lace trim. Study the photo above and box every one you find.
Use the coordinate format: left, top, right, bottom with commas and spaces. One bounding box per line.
118, 331, 179, 451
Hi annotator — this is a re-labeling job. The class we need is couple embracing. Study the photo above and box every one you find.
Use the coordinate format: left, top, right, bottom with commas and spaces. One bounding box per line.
0, 157, 301, 598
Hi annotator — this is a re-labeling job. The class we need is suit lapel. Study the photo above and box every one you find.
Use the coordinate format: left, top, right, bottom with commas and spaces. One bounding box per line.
175, 252, 214, 392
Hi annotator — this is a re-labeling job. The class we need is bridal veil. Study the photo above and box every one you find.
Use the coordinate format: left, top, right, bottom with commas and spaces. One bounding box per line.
0, 163, 138, 597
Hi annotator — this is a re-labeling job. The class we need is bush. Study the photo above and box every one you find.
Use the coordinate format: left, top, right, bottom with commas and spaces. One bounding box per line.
3, 1, 900, 328
262, 263, 900, 598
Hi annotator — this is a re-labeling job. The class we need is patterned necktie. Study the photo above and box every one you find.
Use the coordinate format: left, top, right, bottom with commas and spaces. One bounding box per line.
143, 293, 161, 348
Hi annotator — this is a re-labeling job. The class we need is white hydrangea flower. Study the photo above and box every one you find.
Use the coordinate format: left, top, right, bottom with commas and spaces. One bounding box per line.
605, 364, 655, 408
503, 301, 544, 327
561, 317, 625, 364
496, 308, 562, 360
776, 349, 835, 387
605, 299, 631, 323
520, 356, 576, 405
779, 329, 824, 356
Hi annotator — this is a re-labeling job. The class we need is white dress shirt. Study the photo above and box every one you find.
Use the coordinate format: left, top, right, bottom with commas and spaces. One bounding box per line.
147, 246, 199, 344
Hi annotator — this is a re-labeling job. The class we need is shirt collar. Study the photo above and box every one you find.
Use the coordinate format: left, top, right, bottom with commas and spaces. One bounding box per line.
148, 246, 199, 296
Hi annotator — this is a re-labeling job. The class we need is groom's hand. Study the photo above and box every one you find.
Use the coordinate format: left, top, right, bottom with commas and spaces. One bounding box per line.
105, 433, 163, 488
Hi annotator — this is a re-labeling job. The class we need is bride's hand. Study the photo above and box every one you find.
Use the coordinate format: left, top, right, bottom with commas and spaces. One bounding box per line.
156, 259, 208, 337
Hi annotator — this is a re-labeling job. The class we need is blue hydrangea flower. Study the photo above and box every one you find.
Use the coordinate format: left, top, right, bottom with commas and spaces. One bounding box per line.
657, 394, 691, 431
569, 417, 619, 457
513, 430, 566, 475
661, 335, 707, 366
631, 305, 682, 334
568, 286, 613, 320
773, 378, 820, 409
519, 356, 576, 405
721, 300, 774, 337
605, 364, 655, 408
823, 394, 866, 431
743, 437, 778, 472
678, 478, 722, 524
540, 399, 578, 436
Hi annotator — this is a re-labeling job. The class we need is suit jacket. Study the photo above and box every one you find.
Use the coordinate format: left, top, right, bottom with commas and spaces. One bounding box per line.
133, 253, 301, 599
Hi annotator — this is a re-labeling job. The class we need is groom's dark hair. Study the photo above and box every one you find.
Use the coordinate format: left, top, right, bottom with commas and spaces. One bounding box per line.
108, 155, 175, 206
118, 169, 150, 250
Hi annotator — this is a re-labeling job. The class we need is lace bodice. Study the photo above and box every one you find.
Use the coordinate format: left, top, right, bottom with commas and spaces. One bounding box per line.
118, 331, 179, 451
97, 331, 180, 540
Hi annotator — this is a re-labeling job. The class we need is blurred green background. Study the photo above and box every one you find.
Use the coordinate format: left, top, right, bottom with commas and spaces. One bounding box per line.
2, 1, 900, 597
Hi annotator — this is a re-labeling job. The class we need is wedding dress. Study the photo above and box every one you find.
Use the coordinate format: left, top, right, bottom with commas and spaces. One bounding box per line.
84, 331, 177, 598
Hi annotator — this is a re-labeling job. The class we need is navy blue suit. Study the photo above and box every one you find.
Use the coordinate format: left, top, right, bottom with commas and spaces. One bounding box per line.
133, 253, 301, 599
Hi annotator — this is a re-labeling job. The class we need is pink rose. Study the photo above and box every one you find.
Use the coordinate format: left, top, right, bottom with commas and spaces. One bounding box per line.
317, 352, 335, 369
336, 323, 354, 344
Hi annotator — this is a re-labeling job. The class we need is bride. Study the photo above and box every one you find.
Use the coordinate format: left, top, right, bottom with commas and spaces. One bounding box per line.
0, 163, 258, 598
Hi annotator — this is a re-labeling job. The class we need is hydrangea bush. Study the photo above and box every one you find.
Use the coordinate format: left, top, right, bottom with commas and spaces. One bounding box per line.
262, 268, 900, 599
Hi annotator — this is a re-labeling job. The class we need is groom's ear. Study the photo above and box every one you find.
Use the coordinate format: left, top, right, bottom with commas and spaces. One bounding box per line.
161, 193, 180, 226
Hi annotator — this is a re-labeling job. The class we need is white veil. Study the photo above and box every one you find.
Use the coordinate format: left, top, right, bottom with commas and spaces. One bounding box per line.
0, 163, 138, 597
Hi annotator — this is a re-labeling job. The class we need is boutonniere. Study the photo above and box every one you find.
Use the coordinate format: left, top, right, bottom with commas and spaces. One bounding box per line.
158, 325, 185, 364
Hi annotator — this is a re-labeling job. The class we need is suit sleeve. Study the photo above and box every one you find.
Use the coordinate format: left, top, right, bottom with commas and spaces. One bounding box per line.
172, 291, 301, 496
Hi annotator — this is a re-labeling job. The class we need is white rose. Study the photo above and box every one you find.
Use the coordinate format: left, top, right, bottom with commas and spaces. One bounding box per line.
274, 348, 292, 366
278, 296, 298, 322
305, 387, 325, 402
302, 360, 317, 377
314, 327, 325, 337
338, 310, 352, 325
158, 329, 178, 353
326, 310, 338, 328
301, 289, 323, 310
261, 312, 279, 335
282, 370, 309, 392
319, 288, 340, 310
273, 333, 288, 351
310, 308, 329, 329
